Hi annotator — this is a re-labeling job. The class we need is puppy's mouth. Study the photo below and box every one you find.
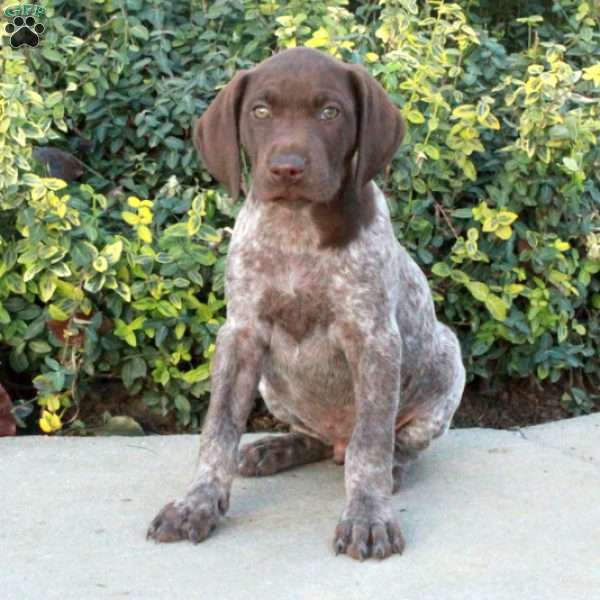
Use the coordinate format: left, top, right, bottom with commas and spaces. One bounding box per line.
259, 181, 335, 205
266, 186, 308, 203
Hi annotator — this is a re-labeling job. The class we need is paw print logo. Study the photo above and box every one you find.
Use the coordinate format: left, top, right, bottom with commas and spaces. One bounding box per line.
5, 15, 44, 48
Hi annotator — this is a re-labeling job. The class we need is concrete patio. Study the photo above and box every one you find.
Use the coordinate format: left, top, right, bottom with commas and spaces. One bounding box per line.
2, 414, 599, 600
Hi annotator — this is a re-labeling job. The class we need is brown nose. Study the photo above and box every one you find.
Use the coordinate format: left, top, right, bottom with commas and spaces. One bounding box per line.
269, 153, 306, 183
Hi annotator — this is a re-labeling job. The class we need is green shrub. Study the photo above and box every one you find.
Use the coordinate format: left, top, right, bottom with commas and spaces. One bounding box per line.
0, 0, 598, 432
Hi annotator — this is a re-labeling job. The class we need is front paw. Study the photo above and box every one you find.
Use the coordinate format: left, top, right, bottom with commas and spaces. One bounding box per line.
333, 500, 405, 560
147, 482, 229, 544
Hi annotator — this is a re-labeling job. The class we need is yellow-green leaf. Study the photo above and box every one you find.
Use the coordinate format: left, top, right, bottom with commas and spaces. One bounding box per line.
505, 284, 525, 295
451, 104, 476, 120
187, 214, 201, 236
124, 331, 137, 347
305, 27, 329, 48
39, 273, 56, 303
562, 157, 579, 172
103, 239, 123, 264
138, 225, 152, 243
55, 280, 84, 301
138, 206, 152, 225
472, 201, 493, 222
48, 303, 70, 320
413, 178, 427, 194
480, 113, 500, 130
466, 281, 489, 302
482, 216, 496, 232
405, 109, 425, 124
83, 82, 96, 97
484, 294, 508, 321
463, 160, 476, 181
39, 414, 52, 433
46, 395, 61, 411
50, 412, 63, 430
450, 269, 470, 284
31, 184, 46, 201
423, 144, 440, 160
39, 410, 62, 433
496, 211, 518, 226
582, 63, 600, 85
121, 211, 139, 226
116, 281, 131, 302
93, 256, 109, 272
494, 225, 513, 240
181, 363, 211, 384
42, 178, 67, 191
432, 262, 451, 277
130, 316, 146, 330
375, 23, 391, 43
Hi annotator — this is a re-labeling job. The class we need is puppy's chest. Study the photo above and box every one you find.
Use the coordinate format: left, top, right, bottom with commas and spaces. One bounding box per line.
245, 248, 336, 342
259, 283, 333, 342
257, 267, 335, 342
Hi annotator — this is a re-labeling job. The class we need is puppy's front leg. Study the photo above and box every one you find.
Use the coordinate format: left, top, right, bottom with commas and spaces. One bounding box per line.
148, 322, 265, 544
333, 325, 405, 560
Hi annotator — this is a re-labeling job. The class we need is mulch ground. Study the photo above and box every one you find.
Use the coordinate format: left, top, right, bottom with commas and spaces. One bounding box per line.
451, 380, 574, 429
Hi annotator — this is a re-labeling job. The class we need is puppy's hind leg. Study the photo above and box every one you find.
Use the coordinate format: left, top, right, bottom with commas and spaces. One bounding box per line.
238, 432, 333, 477
393, 322, 465, 493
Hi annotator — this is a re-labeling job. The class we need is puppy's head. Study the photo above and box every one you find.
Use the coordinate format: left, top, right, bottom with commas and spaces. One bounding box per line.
194, 47, 404, 203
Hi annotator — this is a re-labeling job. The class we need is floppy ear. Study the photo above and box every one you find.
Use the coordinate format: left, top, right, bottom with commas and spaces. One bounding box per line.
193, 70, 249, 202
348, 64, 405, 190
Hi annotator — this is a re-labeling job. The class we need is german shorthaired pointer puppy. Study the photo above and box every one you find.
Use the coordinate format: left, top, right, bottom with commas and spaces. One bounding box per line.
147, 47, 465, 560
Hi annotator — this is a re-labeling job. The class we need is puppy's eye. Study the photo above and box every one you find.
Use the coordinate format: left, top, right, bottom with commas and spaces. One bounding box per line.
252, 106, 271, 119
320, 106, 340, 120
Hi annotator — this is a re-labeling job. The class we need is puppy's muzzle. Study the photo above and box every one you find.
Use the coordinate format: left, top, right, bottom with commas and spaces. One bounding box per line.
268, 153, 307, 185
